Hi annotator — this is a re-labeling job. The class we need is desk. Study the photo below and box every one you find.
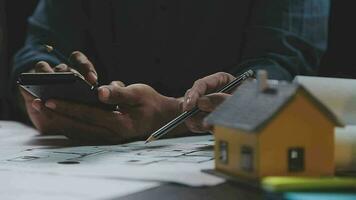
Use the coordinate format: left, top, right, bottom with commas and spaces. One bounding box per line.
1, 121, 256, 200
117, 181, 263, 200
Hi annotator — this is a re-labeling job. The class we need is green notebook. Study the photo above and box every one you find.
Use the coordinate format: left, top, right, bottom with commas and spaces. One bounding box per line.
262, 177, 356, 192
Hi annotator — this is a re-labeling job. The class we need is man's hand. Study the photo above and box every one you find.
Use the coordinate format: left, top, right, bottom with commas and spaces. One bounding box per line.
37, 82, 181, 143
20, 80, 181, 143
19, 86, 119, 142
18, 51, 184, 143
19, 51, 99, 137
18, 49, 235, 142
183, 72, 235, 133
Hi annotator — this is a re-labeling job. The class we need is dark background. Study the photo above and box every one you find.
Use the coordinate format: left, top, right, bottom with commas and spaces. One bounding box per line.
0, 0, 355, 120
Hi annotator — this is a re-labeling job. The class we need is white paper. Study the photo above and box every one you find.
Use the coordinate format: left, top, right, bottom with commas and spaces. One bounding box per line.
0, 121, 224, 187
0, 170, 159, 200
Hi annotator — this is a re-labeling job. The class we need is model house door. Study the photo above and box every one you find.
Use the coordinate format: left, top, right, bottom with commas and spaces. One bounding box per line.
288, 147, 305, 172
240, 146, 253, 172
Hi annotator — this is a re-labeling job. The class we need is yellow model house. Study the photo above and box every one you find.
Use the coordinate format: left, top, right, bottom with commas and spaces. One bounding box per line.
205, 72, 343, 180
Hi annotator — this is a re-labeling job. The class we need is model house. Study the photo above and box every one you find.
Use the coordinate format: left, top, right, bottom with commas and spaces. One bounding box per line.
205, 71, 343, 179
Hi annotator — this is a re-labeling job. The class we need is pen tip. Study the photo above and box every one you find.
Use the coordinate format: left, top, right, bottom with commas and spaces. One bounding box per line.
44, 44, 53, 52
144, 135, 154, 144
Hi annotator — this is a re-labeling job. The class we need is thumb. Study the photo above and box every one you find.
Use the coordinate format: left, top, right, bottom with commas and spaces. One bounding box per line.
98, 85, 138, 105
197, 93, 231, 112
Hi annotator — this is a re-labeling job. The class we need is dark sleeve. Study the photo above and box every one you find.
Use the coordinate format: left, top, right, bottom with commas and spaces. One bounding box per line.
11, 0, 89, 86
233, 0, 330, 80
0, 0, 6, 97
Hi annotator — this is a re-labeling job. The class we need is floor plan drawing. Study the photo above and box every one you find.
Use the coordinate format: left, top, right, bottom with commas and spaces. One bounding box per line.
3, 139, 214, 166
0, 121, 224, 186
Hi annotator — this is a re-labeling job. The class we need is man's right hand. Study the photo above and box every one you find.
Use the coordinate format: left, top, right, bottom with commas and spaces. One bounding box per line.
182, 72, 235, 133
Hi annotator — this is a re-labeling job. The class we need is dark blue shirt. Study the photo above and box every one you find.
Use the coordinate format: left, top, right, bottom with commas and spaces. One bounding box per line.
12, 0, 330, 97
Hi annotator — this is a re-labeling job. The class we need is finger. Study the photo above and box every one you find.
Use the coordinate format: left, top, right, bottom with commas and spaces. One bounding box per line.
183, 72, 235, 111
110, 81, 126, 87
30, 98, 57, 120
197, 93, 231, 112
19, 85, 44, 115
18, 86, 36, 102
35, 61, 54, 73
58, 117, 117, 144
183, 89, 191, 107
185, 112, 210, 133
29, 99, 123, 143
18, 88, 110, 141
46, 101, 135, 143
97, 81, 126, 104
97, 85, 139, 105
202, 121, 214, 133
28, 99, 58, 133
53, 64, 70, 72
44, 99, 126, 127
44, 108, 116, 143
31, 98, 43, 112
69, 51, 98, 85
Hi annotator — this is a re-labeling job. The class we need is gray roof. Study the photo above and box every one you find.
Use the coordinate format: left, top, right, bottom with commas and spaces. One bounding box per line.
205, 80, 343, 132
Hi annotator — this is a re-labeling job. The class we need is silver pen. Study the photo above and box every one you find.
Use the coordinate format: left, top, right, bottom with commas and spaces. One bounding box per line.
145, 69, 255, 143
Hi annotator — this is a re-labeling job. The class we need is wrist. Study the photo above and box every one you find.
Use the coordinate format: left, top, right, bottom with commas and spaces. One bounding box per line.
160, 96, 183, 121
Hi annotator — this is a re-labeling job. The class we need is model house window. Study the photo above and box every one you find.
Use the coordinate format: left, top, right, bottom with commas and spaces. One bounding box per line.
288, 147, 305, 172
240, 146, 254, 172
219, 141, 228, 164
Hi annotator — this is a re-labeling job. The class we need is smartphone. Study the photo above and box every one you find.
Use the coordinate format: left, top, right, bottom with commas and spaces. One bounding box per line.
17, 72, 117, 111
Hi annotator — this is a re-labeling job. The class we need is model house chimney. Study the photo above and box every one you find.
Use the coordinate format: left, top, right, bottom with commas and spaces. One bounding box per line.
257, 70, 268, 92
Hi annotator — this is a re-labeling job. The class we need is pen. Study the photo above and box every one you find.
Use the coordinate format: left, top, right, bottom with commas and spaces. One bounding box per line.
44, 44, 71, 66
145, 69, 255, 144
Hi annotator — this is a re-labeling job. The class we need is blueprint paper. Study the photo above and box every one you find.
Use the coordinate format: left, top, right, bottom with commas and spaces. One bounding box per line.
0, 121, 224, 187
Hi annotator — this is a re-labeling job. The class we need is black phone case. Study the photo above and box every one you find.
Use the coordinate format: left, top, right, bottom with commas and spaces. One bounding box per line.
18, 73, 117, 111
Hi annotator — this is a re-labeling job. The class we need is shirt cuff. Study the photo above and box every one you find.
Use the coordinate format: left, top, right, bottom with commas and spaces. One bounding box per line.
234, 58, 293, 81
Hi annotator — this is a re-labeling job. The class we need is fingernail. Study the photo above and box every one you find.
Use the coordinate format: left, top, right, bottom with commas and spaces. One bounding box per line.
32, 100, 42, 111
186, 97, 191, 104
183, 96, 191, 111
184, 90, 190, 102
77, 53, 88, 63
45, 101, 56, 109
99, 87, 110, 101
54, 64, 66, 71
185, 97, 194, 111
88, 71, 97, 82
